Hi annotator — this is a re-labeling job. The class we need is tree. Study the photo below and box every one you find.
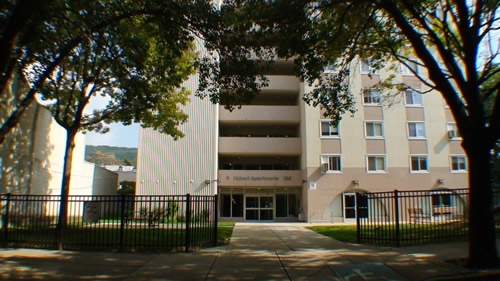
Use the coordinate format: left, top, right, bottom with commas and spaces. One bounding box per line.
0, 1, 268, 144
123, 158, 134, 166
221, 0, 500, 267
86, 151, 123, 166
118, 181, 136, 196
0, 0, 58, 143
33, 1, 198, 249
484, 64, 500, 188
0, 1, 273, 250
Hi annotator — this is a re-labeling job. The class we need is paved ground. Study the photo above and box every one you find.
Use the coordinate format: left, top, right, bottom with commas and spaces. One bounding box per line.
1, 223, 500, 280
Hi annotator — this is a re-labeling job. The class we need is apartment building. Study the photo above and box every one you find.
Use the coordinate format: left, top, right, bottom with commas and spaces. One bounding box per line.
136, 58, 467, 223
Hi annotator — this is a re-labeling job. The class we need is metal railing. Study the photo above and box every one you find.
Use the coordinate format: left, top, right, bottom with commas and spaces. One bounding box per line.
356, 189, 472, 246
0, 193, 217, 253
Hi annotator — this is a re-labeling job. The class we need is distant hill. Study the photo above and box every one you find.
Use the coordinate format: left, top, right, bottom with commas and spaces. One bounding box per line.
85, 145, 137, 165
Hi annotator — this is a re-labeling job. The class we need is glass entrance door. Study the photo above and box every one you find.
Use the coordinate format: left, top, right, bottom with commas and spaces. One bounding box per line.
343, 193, 368, 221
245, 196, 274, 221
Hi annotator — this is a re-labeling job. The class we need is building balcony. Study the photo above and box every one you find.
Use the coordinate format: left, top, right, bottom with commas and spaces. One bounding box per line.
260, 75, 300, 93
218, 170, 303, 187
219, 105, 300, 124
218, 137, 301, 156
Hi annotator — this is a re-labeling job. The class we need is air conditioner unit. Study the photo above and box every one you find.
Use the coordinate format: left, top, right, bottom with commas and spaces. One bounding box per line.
321, 163, 329, 174
447, 130, 456, 139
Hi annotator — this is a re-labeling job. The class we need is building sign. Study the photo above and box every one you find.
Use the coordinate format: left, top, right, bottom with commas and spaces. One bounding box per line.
233, 176, 291, 181
83, 201, 100, 222
219, 171, 302, 186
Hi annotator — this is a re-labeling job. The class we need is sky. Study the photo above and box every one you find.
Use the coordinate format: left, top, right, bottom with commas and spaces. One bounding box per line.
85, 123, 140, 148
83, 94, 140, 148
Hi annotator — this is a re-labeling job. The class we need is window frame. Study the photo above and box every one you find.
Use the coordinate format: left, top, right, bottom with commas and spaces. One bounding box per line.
320, 120, 340, 138
400, 61, 419, 75
409, 155, 429, 173
407, 122, 426, 138
321, 154, 342, 173
363, 88, 382, 105
364, 121, 384, 138
431, 190, 453, 207
366, 155, 386, 173
323, 64, 337, 73
360, 59, 378, 74
450, 155, 467, 172
404, 89, 423, 106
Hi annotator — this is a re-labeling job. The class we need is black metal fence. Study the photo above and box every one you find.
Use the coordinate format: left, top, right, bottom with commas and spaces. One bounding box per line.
356, 189, 475, 247
0, 193, 218, 252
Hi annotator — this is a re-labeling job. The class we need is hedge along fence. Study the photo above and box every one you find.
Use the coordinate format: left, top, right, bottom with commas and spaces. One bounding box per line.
0, 193, 218, 253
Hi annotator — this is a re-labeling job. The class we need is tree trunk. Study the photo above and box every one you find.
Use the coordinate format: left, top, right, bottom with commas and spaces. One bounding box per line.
466, 143, 498, 268
55, 129, 77, 251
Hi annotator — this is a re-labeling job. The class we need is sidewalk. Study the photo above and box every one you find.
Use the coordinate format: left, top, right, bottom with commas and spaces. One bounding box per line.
0, 223, 499, 280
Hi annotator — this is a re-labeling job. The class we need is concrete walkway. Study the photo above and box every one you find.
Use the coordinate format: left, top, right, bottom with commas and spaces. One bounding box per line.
1, 223, 499, 280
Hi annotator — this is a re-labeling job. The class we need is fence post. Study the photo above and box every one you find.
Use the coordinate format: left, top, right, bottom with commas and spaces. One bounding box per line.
119, 194, 126, 252
356, 192, 361, 244
394, 189, 400, 247
3, 193, 11, 247
213, 195, 218, 247
185, 193, 191, 253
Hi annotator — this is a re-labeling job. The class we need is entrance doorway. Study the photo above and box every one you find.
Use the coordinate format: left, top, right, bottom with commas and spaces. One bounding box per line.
245, 196, 273, 221
343, 193, 368, 222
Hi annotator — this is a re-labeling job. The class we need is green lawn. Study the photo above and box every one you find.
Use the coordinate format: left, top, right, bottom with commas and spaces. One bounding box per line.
217, 222, 235, 245
307, 225, 358, 243
307, 222, 470, 246
1, 222, 235, 252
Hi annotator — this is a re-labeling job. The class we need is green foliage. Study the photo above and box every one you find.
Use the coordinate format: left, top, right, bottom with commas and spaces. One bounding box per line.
36, 15, 195, 138
139, 202, 179, 226
193, 209, 211, 223
139, 207, 167, 227
86, 150, 123, 166
230, 0, 500, 266
1, 1, 276, 144
118, 181, 135, 195
85, 145, 137, 165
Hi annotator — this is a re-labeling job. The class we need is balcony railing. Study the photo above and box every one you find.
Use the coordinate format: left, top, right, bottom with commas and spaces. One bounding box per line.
218, 137, 301, 156
219, 105, 300, 124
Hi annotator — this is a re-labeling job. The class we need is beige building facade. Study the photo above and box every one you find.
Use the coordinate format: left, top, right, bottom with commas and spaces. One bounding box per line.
136, 58, 467, 223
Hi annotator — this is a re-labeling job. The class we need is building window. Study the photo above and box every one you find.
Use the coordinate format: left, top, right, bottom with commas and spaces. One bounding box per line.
408, 122, 426, 138
367, 155, 386, 172
400, 61, 419, 75
321, 155, 342, 172
276, 193, 297, 218
321, 120, 340, 137
323, 64, 337, 73
431, 192, 452, 207
405, 90, 423, 106
451, 156, 467, 172
410, 156, 428, 172
361, 59, 377, 73
221, 193, 244, 217
365, 121, 384, 138
363, 89, 381, 105
446, 123, 461, 139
